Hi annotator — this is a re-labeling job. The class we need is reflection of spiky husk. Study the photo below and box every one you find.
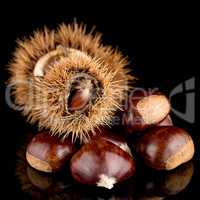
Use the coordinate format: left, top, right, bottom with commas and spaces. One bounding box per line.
9, 23, 133, 142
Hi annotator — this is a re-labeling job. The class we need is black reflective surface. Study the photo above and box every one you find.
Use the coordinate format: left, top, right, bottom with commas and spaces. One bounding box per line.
14, 131, 198, 200
12, 129, 199, 200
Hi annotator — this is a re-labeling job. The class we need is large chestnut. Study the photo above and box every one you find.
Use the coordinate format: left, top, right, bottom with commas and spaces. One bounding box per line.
70, 139, 135, 189
122, 90, 170, 133
26, 132, 77, 172
137, 126, 194, 170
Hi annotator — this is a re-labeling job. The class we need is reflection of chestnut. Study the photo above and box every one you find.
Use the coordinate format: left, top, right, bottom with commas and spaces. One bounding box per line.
159, 161, 194, 195
26, 165, 53, 190
70, 139, 135, 189
26, 132, 77, 172
137, 126, 194, 170
142, 162, 194, 199
138, 196, 165, 200
122, 90, 170, 133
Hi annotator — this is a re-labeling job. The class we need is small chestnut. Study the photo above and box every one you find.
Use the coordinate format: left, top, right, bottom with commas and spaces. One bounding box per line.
68, 78, 95, 112
70, 139, 135, 189
122, 90, 170, 133
26, 132, 77, 173
137, 126, 194, 170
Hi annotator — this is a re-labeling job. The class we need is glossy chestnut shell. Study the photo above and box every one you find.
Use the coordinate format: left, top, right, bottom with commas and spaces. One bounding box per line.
137, 126, 194, 170
26, 132, 77, 172
70, 139, 135, 189
91, 128, 132, 155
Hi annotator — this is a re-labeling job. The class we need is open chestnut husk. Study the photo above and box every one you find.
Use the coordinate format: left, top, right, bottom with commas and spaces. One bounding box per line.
122, 90, 171, 133
137, 126, 194, 170
70, 139, 135, 189
26, 132, 77, 173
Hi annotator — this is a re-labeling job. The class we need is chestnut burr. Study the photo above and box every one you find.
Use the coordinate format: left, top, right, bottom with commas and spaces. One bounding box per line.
137, 126, 194, 170
70, 139, 135, 189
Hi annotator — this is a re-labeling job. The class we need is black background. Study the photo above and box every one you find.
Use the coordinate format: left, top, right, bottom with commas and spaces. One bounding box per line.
0, 2, 199, 199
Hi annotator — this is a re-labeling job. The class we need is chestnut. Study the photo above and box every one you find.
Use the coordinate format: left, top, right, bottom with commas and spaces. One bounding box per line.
26, 132, 77, 172
68, 78, 95, 112
70, 139, 135, 189
137, 126, 194, 170
122, 90, 170, 133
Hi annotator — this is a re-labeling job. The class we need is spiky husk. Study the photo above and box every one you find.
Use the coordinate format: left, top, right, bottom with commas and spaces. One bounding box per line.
9, 23, 134, 142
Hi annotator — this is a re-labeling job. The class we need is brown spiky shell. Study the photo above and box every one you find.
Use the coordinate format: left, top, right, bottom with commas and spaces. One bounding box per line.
9, 23, 133, 142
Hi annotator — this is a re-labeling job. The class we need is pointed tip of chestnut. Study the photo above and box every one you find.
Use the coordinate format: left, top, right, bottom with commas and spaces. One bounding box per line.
70, 139, 135, 189
137, 126, 195, 170
26, 132, 77, 173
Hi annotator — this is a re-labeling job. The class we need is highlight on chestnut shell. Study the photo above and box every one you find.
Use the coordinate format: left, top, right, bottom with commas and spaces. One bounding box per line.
122, 90, 171, 133
26, 132, 77, 173
137, 126, 195, 170
9, 22, 133, 143
90, 128, 132, 155
70, 139, 135, 189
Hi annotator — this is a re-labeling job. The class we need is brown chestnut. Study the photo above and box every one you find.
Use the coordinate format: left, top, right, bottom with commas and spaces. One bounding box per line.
26, 132, 77, 172
122, 90, 170, 133
137, 126, 194, 170
70, 139, 135, 189
68, 78, 95, 112
157, 115, 173, 126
